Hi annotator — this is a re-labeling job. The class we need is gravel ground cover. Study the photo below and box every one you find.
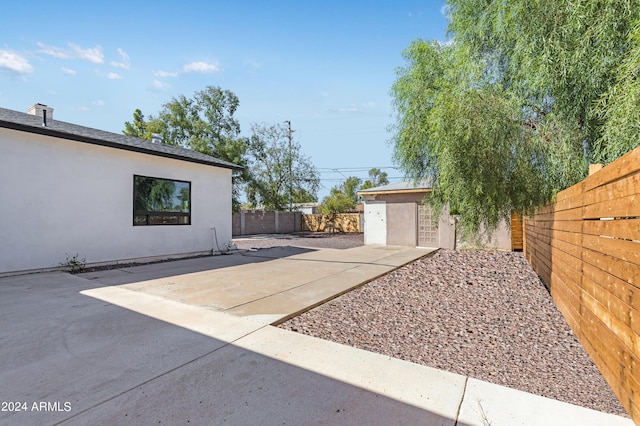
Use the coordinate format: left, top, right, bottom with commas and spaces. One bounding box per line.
233, 232, 364, 250
279, 247, 627, 417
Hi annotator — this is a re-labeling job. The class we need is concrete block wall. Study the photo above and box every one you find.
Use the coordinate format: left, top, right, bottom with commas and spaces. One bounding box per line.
232, 211, 302, 236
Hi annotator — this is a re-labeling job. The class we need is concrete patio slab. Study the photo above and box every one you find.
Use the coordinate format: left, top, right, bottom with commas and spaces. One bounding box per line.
0, 242, 634, 425
85, 245, 433, 325
80, 285, 268, 342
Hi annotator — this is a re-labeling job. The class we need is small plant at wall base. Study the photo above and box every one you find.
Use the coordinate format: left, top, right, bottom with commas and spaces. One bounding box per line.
60, 253, 86, 273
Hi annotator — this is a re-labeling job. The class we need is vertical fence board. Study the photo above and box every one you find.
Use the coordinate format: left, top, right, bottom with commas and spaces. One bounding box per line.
511, 211, 524, 250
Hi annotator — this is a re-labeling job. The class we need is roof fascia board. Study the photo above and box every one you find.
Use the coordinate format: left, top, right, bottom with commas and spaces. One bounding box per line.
357, 188, 431, 196
0, 119, 243, 171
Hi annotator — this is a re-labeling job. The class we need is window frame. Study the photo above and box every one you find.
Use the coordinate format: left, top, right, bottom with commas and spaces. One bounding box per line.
133, 174, 192, 226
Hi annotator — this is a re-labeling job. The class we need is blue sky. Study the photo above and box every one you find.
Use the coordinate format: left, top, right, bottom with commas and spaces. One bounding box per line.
1, 0, 448, 200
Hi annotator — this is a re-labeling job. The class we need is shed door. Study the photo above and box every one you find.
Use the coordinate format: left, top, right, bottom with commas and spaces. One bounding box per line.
364, 202, 386, 245
418, 204, 439, 247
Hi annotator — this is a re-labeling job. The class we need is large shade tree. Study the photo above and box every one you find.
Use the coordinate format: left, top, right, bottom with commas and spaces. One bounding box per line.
245, 122, 320, 211
123, 86, 251, 210
391, 0, 640, 238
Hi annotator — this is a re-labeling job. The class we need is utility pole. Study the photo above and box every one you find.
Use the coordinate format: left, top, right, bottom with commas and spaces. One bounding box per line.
284, 120, 294, 211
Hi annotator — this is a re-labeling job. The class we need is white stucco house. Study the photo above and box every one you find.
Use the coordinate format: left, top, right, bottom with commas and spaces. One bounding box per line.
0, 104, 241, 275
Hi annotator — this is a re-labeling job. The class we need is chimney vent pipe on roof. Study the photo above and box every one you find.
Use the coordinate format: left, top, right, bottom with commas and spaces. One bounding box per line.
26, 103, 54, 126
151, 133, 163, 144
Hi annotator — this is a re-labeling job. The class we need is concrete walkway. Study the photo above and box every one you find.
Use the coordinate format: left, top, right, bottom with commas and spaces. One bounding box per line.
0, 244, 633, 425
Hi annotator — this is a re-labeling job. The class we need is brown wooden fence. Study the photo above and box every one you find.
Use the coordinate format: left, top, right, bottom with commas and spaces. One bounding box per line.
524, 147, 640, 423
511, 211, 524, 251
301, 213, 362, 233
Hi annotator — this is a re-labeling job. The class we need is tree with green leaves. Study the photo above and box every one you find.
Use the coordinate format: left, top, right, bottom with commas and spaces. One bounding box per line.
123, 86, 251, 210
124, 109, 154, 139
320, 189, 356, 214
596, 21, 640, 163
151, 86, 242, 157
245, 122, 320, 211
320, 176, 361, 214
360, 168, 389, 190
391, 0, 640, 238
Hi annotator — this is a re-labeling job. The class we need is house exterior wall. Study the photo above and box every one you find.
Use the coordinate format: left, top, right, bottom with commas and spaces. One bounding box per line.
0, 128, 232, 274
437, 205, 456, 249
457, 220, 512, 251
487, 221, 512, 251
378, 192, 428, 204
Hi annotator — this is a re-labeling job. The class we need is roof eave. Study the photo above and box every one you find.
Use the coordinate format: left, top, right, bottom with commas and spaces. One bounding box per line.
0, 119, 244, 171
357, 188, 431, 196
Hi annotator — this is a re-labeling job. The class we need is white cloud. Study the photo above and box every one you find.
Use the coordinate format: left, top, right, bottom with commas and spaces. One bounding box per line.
36, 42, 72, 59
244, 60, 261, 70
37, 42, 104, 63
152, 79, 169, 89
110, 48, 130, 69
61, 66, 76, 75
328, 105, 360, 114
92, 100, 105, 107
154, 70, 179, 78
183, 61, 219, 73
107, 72, 122, 80
70, 43, 103, 63
0, 49, 33, 74
327, 101, 376, 114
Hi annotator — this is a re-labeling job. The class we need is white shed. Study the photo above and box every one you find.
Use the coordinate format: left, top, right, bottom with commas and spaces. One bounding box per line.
0, 104, 241, 274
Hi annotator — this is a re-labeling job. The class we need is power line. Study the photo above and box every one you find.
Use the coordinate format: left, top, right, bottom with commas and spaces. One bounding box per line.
286, 112, 392, 122
319, 176, 405, 182
317, 166, 398, 172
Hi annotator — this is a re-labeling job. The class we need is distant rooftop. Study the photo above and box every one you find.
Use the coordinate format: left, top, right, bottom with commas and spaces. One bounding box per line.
0, 105, 242, 170
357, 180, 433, 195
